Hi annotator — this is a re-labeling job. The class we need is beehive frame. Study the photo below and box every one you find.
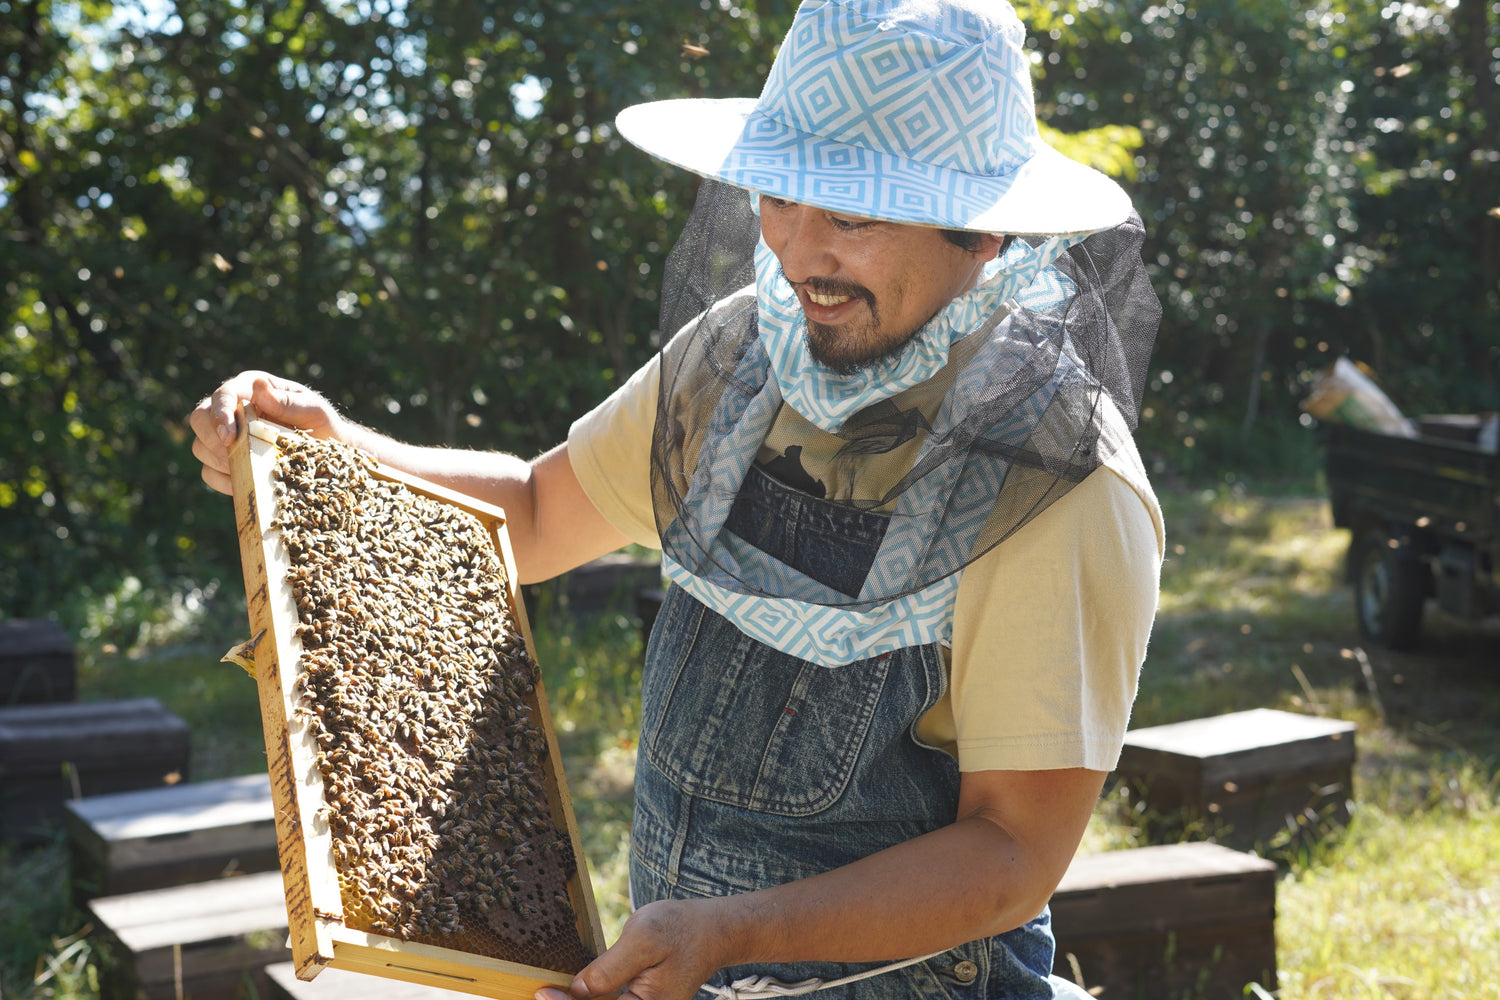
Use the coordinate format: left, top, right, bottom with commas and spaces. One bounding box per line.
229, 411, 605, 998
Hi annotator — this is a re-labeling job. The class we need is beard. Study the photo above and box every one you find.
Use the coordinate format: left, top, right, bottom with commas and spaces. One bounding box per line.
805, 319, 916, 376
784, 271, 930, 377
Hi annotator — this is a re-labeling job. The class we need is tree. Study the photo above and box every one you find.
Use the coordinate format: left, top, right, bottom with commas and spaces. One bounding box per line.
0, 0, 796, 619
1335, 0, 1499, 413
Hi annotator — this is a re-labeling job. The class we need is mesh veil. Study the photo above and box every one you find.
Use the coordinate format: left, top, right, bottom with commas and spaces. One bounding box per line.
651, 180, 1160, 610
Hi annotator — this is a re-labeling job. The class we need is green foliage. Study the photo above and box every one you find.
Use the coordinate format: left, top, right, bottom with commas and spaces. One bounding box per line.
1023, 0, 1496, 438
0, 838, 95, 1000
0, 0, 1495, 684
1134, 397, 1329, 492
1332, 0, 1500, 414
0, 0, 797, 619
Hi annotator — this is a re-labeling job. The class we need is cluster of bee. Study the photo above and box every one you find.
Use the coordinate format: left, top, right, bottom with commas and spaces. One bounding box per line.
269, 432, 592, 973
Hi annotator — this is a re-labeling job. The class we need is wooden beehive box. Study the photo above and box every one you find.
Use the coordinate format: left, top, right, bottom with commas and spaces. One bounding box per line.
88, 869, 289, 1000
1050, 842, 1278, 998
66, 773, 278, 902
0, 697, 189, 843
1116, 708, 1357, 852
0, 618, 77, 704
228, 413, 605, 998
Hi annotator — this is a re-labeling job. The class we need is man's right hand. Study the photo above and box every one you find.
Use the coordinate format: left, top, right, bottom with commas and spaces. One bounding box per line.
188, 371, 342, 495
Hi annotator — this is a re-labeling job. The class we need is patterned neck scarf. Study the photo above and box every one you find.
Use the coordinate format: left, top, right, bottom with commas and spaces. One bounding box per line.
755, 231, 1084, 432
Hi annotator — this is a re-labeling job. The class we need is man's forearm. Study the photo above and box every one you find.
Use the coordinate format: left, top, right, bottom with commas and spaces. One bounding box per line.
332, 422, 628, 583
553, 767, 1104, 1000
709, 814, 1053, 967
334, 419, 536, 514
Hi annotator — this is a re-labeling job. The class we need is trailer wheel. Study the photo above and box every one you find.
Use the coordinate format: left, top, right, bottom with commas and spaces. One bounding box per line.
1353, 529, 1427, 649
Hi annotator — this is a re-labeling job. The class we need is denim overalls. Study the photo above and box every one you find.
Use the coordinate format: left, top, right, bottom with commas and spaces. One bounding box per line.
631, 465, 1060, 999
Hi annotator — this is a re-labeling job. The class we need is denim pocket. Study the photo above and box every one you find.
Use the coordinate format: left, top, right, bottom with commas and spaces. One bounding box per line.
640, 586, 892, 816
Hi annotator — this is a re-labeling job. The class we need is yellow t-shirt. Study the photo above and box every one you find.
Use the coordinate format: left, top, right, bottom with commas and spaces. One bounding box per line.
567, 351, 1164, 773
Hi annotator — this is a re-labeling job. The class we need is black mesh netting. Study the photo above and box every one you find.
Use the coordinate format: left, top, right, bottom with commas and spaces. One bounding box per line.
650, 180, 1160, 609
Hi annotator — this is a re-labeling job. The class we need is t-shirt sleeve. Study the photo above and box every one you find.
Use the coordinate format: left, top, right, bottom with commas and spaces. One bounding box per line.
947, 459, 1164, 773
566, 354, 663, 550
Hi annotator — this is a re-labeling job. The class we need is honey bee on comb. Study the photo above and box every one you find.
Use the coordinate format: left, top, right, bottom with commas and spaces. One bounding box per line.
264, 430, 595, 976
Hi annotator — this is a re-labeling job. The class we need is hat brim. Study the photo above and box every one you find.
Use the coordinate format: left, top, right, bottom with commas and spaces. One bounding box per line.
617, 98, 1132, 237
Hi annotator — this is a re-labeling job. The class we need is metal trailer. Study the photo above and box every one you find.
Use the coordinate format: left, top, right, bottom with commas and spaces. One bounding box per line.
1324, 416, 1500, 649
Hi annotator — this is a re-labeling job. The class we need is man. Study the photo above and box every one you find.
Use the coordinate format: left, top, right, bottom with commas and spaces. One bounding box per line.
190, 1, 1163, 997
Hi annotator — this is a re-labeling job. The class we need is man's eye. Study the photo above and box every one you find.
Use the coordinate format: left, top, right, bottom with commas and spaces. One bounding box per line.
762, 196, 793, 211
829, 215, 873, 231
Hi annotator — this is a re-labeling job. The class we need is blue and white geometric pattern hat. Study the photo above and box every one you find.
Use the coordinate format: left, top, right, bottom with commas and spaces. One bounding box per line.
616, 0, 1131, 236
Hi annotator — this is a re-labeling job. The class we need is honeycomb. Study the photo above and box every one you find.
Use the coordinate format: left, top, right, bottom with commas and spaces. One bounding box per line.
269, 431, 593, 974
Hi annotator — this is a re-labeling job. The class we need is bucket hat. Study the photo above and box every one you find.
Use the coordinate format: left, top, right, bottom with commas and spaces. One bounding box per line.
616, 0, 1131, 236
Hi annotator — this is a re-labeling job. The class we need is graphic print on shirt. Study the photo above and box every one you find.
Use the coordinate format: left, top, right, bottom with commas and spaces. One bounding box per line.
761, 445, 826, 498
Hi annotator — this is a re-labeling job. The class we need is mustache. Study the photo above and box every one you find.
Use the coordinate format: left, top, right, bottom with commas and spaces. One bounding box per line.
779, 268, 875, 310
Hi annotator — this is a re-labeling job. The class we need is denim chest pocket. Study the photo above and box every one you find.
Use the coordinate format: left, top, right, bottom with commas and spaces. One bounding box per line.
640, 588, 892, 817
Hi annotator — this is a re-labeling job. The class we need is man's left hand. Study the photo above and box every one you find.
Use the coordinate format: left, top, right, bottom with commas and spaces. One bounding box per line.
536, 897, 735, 1000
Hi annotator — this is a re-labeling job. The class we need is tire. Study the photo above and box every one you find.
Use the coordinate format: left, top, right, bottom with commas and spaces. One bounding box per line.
1353, 529, 1428, 649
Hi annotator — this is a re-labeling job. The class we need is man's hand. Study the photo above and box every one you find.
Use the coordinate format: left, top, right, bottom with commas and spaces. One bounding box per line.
188, 371, 342, 494
536, 898, 734, 1000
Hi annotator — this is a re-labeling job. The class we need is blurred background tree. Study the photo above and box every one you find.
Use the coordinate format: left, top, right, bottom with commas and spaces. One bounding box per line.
1, 0, 1496, 621
0, 0, 794, 619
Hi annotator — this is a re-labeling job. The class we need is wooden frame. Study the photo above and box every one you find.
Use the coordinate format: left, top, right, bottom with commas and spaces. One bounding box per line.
229, 412, 605, 998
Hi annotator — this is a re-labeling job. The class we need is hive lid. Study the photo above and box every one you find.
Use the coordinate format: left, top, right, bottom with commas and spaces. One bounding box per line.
66, 772, 273, 841
1122, 708, 1356, 760
0, 698, 188, 771
0, 618, 73, 657
1055, 842, 1275, 894
88, 869, 289, 953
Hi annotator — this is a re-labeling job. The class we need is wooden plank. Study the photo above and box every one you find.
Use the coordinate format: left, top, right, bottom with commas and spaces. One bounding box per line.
266, 961, 479, 999
232, 417, 341, 977
228, 413, 604, 997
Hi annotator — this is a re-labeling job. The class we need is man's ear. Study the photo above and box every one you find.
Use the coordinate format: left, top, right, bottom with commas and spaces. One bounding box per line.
972, 233, 1010, 260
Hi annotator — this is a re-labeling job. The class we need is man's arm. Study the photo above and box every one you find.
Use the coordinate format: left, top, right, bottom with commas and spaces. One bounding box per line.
188, 371, 630, 583
538, 766, 1104, 1000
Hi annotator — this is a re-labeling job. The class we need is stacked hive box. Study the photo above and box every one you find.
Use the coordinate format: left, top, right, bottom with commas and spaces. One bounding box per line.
1050, 842, 1278, 997
1116, 708, 1357, 852
88, 870, 289, 1000
0, 698, 189, 843
67, 773, 279, 902
0, 618, 76, 704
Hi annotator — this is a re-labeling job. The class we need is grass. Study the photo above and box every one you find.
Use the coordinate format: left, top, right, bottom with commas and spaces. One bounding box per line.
1277, 798, 1499, 998
527, 598, 644, 944
3, 484, 1499, 997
